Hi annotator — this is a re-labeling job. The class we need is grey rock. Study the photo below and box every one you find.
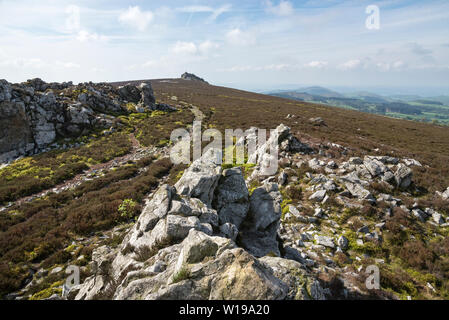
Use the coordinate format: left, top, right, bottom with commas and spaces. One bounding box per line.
219, 223, 239, 241
214, 167, 249, 228
175, 149, 222, 207
412, 209, 427, 222
338, 236, 349, 250
314, 235, 335, 249
394, 164, 413, 189
309, 190, 327, 202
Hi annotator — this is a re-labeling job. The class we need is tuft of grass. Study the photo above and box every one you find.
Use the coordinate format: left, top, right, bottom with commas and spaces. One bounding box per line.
172, 266, 191, 283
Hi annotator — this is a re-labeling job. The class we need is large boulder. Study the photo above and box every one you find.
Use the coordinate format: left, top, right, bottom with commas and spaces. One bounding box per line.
214, 167, 249, 228
239, 183, 282, 257
175, 149, 223, 207
0, 99, 34, 162
118, 84, 142, 103
138, 83, 156, 107
248, 124, 311, 177
394, 164, 413, 189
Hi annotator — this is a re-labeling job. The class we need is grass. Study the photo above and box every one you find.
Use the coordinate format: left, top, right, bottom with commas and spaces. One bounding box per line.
0, 157, 174, 297
0, 132, 132, 205
172, 266, 191, 283
152, 79, 449, 193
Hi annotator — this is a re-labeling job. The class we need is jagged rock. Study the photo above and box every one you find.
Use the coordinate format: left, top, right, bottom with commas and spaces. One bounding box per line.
239, 183, 282, 257
174, 229, 234, 272
181, 72, 208, 84
363, 156, 388, 177
394, 164, 413, 189
403, 158, 422, 167
309, 117, 326, 126
308, 158, 325, 170
309, 190, 327, 202
349, 157, 363, 165
175, 149, 222, 207
278, 170, 288, 186
338, 236, 349, 250
412, 209, 428, 222
138, 83, 156, 107
343, 180, 374, 201
314, 235, 335, 249
0, 78, 160, 162
118, 84, 142, 103
0, 99, 34, 162
248, 124, 311, 177
214, 167, 249, 228
357, 226, 370, 234
441, 187, 449, 200
246, 183, 282, 232
218, 223, 239, 241
259, 256, 307, 299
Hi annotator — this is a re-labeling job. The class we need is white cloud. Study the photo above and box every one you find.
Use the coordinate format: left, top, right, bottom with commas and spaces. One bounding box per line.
0, 57, 46, 69
119, 6, 154, 31
0, 57, 79, 70
171, 41, 219, 56
225, 28, 256, 46
393, 60, 406, 69
304, 61, 328, 68
65, 5, 80, 31
209, 4, 232, 20
219, 64, 295, 72
76, 30, 103, 42
56, 61, 81, 69
172, 41, 198, 55
265, 1, 294, 16
198, 41, 219, 54
338, 59, 362, 70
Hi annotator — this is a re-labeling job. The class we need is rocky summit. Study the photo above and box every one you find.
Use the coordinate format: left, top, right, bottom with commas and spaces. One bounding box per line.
65, 123, 447, 301
0, 78, 176, 163
181, 72, 208, 84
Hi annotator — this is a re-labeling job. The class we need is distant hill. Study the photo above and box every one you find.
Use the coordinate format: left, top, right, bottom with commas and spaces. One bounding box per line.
268, 87, 449, 125
296, 86, 343, 98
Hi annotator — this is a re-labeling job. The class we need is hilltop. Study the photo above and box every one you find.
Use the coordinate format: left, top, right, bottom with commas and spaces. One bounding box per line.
0, 77, 448, 300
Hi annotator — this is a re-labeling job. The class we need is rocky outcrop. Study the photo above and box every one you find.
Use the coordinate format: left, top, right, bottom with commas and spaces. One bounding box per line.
0, 78, 176, 163
248, 124, 313, 178
181, 72, 208, 84
71, 149, 319, 300
239, 183, 283, 257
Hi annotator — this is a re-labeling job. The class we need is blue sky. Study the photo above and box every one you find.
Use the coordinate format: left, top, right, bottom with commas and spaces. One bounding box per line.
0, 0, 448, 94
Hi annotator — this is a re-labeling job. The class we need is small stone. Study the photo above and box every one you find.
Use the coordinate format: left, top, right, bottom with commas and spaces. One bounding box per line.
309, 190, 327, 202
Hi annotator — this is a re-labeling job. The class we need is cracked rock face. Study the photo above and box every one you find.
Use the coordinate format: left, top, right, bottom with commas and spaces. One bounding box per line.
72, 149, 304, 300
0, 78, 175, 163
66, 120, 432, 301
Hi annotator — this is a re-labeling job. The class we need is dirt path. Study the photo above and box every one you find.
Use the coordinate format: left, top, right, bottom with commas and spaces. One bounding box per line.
1, 107, 201, 212
189, 104, 206, 122
0, 133, 152, 211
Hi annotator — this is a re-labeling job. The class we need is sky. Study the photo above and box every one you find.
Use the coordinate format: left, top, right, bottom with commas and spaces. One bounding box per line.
0, 0, 448, 95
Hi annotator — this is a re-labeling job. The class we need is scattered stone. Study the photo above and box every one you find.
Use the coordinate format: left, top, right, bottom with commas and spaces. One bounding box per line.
309, 117, 326, 126
309, 190, 327, 202
314, 235, 335, 249
338, 236, 349, 250
394, 164, 413, 189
